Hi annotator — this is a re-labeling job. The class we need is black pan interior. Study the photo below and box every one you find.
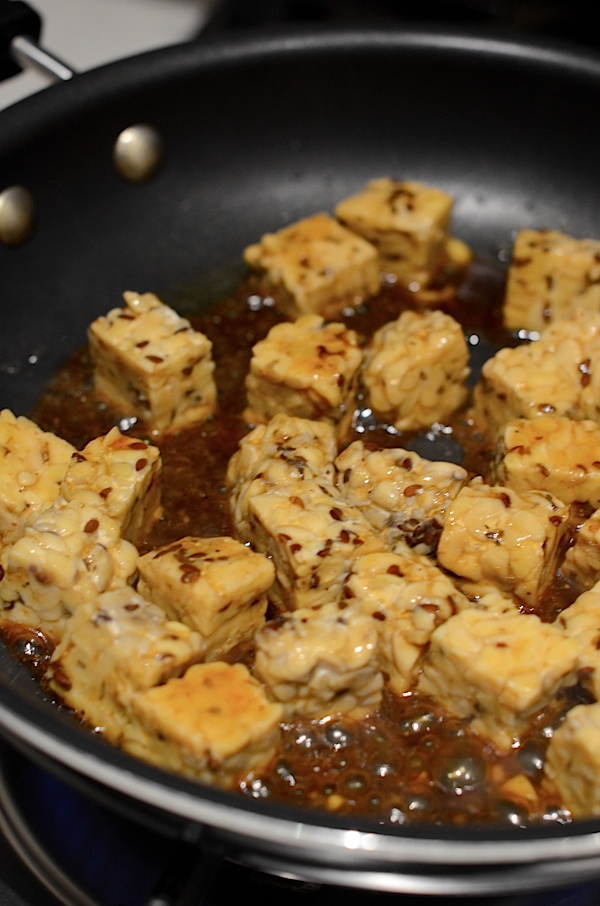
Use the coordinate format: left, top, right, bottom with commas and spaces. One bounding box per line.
2, 24, 600, 411
2, 23, 600, 854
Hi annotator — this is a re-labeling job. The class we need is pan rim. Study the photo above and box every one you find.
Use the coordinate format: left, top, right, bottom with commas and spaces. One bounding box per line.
2, 20, 600, 149
3, 700, 600, 870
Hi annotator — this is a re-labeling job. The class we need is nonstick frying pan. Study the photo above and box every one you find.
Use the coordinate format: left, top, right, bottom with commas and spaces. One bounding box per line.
2, 3, 600, 896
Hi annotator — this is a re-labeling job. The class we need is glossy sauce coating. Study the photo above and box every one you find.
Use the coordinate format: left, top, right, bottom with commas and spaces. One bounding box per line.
23, 265, 585, 827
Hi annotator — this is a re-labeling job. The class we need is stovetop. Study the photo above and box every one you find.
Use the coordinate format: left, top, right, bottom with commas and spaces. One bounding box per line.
3, 1, 600, 903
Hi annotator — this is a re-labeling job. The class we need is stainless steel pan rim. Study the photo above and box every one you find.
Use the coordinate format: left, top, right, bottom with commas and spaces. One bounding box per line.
2, 729, 600, 904
4, 21, 600, 154
3, 698, 600, 877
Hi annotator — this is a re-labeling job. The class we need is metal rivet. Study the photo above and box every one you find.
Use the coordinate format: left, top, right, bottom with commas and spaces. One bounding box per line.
0, 186, 36, 246
113, 124, 164, 183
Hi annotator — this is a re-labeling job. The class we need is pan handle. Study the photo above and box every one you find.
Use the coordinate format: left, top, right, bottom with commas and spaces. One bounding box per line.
0, 0, 75, 84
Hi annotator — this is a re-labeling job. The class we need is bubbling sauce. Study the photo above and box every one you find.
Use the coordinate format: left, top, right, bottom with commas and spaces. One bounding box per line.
22, 264, 585, 827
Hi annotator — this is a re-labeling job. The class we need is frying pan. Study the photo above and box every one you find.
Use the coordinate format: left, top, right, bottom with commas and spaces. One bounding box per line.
2, 2, 600, 896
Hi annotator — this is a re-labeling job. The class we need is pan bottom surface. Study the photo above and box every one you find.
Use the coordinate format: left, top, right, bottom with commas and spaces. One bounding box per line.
0, 739, 599, 906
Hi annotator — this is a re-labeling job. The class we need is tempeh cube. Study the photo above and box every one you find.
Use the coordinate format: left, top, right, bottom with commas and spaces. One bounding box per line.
244, 314, 362, 426
0, 409, 75, 549
137, 536, 274, 659
544, 702, 600, 819
243, 212, 380, 318
495, 415, 600, 507
556, 583, 600, 698
61, 426, 162, 545
0, 497, 139, 641
361, 309, 469, 431
418, 607, 579, 751
129, 662, 283, 786
344, 550, 470, 694
226, 414, 337, 542
436, 479, 569, 607
254, 603, 383, 719
247, 477, 387, 611
504, 229, 600, 332
562, 511, 600, 591
46, 587, 206, 743
472, 311, 600, 436
228, 414, 337, 489
334, 440, 468, 554
88, 291, 216, 433
335, 178, 470, 289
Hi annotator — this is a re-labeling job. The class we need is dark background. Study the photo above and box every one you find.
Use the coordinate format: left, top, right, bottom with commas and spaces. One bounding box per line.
208, 0, 598, 50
